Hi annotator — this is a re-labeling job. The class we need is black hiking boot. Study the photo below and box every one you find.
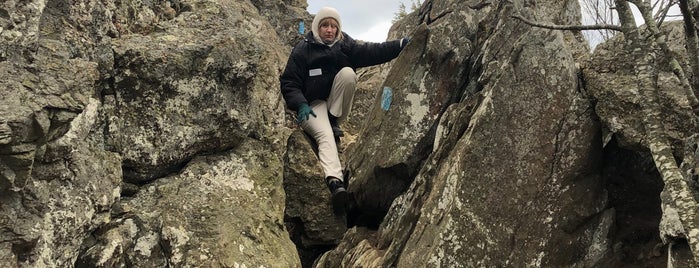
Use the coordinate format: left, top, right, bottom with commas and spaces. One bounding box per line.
326, 177, 349, 216
329, 115, 344, 138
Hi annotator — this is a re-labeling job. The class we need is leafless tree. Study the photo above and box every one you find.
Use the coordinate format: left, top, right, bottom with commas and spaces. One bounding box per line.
515, 0, 699, 263
578, 0, 679, 45
580, 0, 618, 42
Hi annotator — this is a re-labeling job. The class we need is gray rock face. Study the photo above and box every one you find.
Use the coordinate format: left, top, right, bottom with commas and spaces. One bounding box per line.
1, 0, 122, 265
283, 130, 347, 266
3, 0, 699, 267
108, 0, 288, 182
250, 0, 311, 47
1, 0, 300, 267
315, 0, 610, 267
0, 94, 122, 267
76, 139, 299, 267
584, 21, 697, 149
584, 20, 699, 266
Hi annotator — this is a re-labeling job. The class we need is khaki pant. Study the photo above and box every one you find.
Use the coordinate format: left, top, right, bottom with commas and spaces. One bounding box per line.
300, 67, 357, 180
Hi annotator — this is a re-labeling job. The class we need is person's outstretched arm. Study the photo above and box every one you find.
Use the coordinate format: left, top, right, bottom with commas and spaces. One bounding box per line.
345, 34, 409, 68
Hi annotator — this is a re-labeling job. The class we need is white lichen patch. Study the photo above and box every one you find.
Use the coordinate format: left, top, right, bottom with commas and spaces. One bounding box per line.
436, 167, 464, 213
583, 209, 614, 266
94, 219, 137, 265
660, 205, 686, 243
112, 187, 121, 200
183, 156, 255, 193
125, 219, 138, 238
56, 98, 100, 145
543, 215, 553, 224
405, 93, 429, 132
529, 251, 545, 267
97, 236, 122, 265
134, 231, 159, 257
162, 225, 191, 265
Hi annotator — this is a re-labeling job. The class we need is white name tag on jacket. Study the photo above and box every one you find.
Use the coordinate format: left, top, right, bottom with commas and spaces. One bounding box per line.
309, 68, 322, 77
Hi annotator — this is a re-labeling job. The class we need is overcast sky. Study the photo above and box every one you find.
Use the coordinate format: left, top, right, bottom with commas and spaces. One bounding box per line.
306, 0, 415, 42
306, 1, 681, 49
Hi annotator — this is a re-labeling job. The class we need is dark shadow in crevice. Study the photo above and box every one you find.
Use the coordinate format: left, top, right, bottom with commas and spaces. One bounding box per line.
595, 136, 694, 267
284, 216, 335, 268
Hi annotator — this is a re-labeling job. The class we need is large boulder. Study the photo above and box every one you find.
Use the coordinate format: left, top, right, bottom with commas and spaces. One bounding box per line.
345, 2, 482, 222
0, 96, 122, 267
1, 0, 303, 266
76, 139, 300, 267
107, 0, 288, 182
1, 1, 122, 265
5, 0, 699, 267
317, 0, 609, 266
584, 21, 697, 149
583, 20, 699, 266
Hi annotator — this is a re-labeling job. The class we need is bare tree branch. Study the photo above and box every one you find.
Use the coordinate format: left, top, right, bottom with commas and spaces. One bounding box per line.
654, 0, 675, 27
629, 0, 699, 114
680, 0, 699, 96
580, 0, 619, 42
616, 0, 699, 264
511, 14, 623, 31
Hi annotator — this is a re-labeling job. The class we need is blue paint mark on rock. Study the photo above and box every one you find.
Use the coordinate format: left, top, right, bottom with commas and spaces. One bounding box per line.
381, 87, 392, 111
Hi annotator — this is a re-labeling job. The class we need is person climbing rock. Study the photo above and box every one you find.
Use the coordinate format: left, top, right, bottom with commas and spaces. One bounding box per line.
280, 6, 409, 216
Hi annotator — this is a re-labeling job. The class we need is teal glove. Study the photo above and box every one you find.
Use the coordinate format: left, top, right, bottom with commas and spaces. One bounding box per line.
297, 103, 317, 124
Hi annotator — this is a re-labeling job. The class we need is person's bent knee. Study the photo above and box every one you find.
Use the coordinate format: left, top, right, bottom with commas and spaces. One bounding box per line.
336, 67, 357, 84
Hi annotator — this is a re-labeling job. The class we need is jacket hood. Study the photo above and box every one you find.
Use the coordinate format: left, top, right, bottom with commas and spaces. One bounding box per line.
311, 7, 343, 45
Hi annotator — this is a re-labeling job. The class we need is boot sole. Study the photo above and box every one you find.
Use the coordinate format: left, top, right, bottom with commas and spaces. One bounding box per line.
332, 189, 349, 216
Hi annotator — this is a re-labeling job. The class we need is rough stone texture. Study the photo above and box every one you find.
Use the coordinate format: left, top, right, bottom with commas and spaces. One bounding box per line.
584, 21, 697, 150
316, 0, 610, 266
76, 139, 300, 268
1, 0, 123, 264
108, 0, 288, 182
283, 130, 347, 266
250, 0, 311, 47
584, 20, 699, 266
1, 0, 302, 267
4, 0, 699, 267
339, 62, 394, 152
0, 97, 122, 267
346, 0, 483, 221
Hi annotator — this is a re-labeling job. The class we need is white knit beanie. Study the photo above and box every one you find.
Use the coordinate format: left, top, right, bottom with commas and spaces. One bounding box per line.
312, 7, 343, 44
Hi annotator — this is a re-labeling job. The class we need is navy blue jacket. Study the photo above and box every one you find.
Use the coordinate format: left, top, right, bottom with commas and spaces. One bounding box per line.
280, 31, 404, 111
